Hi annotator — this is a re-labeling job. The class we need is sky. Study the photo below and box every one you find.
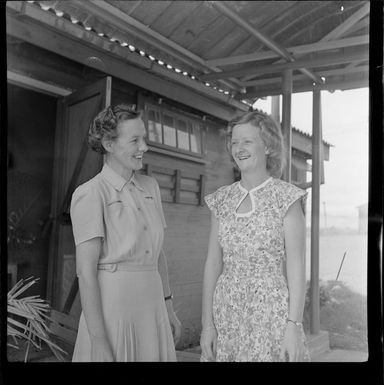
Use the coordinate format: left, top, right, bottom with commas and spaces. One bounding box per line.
254, 88, 369, 230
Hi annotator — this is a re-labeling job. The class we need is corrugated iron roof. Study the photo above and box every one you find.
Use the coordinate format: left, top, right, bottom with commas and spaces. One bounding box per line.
252, 107, 332, 147
28, 0, 369, 103
291, 126, 332, 148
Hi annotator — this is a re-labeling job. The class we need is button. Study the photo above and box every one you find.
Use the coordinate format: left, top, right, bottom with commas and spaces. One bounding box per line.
137, 207, 141, 211
145, 250, 150, 254
144, 226, 148, 230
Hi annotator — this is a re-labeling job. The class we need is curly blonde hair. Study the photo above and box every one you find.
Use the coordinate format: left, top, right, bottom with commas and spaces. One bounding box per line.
226, 110, 286, 178
87, 104, 142, 154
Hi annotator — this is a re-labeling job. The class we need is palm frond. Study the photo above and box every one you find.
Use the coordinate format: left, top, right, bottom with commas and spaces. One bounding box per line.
7, 277, 68, 361
8, 305, 36, 320
8, 277, 39, 299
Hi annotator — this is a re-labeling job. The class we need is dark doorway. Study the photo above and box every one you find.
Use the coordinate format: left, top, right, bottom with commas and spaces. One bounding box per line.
7, 83, 57, 299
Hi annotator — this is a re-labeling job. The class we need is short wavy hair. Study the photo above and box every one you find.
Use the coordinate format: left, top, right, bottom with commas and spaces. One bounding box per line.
226, 110, 286, 178
88, 104, 142, 154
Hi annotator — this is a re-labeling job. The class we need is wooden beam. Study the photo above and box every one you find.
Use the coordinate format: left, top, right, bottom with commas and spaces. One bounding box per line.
5, 1, 242, 103
271, 95, 280, 124
343, 16, 369, 36
344, 62, 359, 70
211, 1, 322, 84
78, 0, 242, 91
310, 89, 322, 335
83, 0, 204, 65
243, 65, 369, 87
46, 98, 65, 307
282, 70, 292, 183
206, 35, 369, 68
244, 77, 369, 98
242, 3, 370, 83
126, 0, 143, 16
200, 50, 368, 81
62, 278, 78, 314
212, 2, 294, 61
147, 145, 208, 164
6, 10, 247, 120
7, 70, 72, 96
321, 3, 370, 41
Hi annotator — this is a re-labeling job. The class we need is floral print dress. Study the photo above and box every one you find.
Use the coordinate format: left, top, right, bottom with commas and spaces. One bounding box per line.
205, 177, 310, 362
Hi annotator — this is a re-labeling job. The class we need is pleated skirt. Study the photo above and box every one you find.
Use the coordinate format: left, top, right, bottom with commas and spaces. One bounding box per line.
72, 269, 177, 362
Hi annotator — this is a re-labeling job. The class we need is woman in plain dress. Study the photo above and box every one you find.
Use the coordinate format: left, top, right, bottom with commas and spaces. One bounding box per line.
200, 110, 310, 362
70, 104, 181, 362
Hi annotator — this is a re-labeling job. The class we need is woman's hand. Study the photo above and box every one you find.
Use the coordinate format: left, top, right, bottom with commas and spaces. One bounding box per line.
166, 303, 182, 346
90, 335, 114, 362
280, 322, 305, 362
200, 326, 217, 362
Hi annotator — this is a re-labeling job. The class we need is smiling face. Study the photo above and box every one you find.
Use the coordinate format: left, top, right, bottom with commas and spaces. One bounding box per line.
103, 117, 148, 178
231, 122, 268, 174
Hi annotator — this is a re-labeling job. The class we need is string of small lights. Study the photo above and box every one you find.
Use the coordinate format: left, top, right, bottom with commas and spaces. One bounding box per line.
26, 1, 247, 104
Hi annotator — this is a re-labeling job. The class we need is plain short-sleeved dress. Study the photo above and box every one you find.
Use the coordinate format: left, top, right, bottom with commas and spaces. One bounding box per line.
205, 177, 311, 362
70, 164, 176, 362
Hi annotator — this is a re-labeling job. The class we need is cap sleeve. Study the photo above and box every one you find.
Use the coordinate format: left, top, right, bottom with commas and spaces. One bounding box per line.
152, 177, 167, 229
70, 184, 104, 246
204, 186, 226, 219
279, 183, 308, 218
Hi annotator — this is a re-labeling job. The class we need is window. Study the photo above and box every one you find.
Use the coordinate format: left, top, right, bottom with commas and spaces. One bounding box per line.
147, 109, 162, 143
144, 103, 203, 157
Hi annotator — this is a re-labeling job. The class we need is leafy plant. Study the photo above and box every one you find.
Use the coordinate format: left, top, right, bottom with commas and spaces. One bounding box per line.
7, 277, 66, 362
7, 209, 36, 247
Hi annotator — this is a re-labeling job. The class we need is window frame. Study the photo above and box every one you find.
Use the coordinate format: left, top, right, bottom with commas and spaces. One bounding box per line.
143, 102, 204, 159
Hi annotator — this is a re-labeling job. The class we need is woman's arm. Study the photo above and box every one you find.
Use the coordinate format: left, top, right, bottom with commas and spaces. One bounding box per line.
284, 200, 306, 323
200, 212, 223, 360
76, 238, 114, 361
281, 199, 307, 361
158, 249, 182, 345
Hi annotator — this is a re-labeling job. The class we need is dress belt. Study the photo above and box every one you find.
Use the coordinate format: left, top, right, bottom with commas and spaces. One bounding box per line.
97, 262, 157, 272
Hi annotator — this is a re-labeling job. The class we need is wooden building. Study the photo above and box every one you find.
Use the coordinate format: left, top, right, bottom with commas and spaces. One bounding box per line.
6, 1, 369, 352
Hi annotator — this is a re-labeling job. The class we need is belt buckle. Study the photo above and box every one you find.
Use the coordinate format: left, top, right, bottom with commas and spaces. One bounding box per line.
108, 263, 118, 273
100, 263, 117, 273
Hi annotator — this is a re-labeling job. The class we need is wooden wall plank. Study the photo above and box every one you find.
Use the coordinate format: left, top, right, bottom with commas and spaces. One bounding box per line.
144, 151, 205, 176
199, 175, 206, 206
174, 169, 181, 203
187, 15, 236, 58
129, 1, 173, 27
203, 26, 249, 61
149, 1, 202, 38
167, 258, 205, 286
108, 1, 144, 17
168, 2, 219, 47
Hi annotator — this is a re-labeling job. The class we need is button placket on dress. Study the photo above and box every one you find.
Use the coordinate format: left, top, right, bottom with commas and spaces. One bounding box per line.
129, 180, 154, 259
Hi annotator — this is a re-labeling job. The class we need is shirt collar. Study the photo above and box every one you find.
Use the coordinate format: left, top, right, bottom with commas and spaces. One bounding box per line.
128, 173, 145, 192
100, 163, 128, 192
100, 163, 146, 192
237, 176, 273, 194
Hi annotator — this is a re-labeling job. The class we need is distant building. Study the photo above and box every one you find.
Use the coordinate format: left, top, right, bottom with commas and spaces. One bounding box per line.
357, 203, 368, 233
254, 107, 332, 190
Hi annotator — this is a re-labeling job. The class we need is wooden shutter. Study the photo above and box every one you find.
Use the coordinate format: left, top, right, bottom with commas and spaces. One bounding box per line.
47, 77, 111, 315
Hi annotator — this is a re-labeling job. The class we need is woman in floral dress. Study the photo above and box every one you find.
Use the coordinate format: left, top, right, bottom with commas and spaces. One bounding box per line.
200, 110, 310, 362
